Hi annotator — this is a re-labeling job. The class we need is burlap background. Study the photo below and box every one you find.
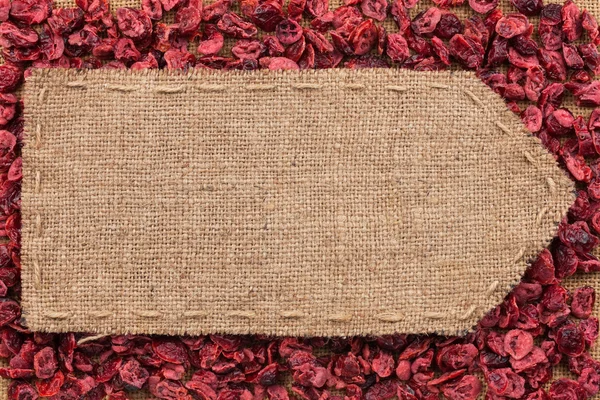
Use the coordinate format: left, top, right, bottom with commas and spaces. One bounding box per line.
21, 68, 573, 338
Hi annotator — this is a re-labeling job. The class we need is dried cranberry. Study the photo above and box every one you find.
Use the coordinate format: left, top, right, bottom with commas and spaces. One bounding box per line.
120, 358, 150, 389
571, 286, 595, 319
496, 13, 530, 38
276, 19, 302, 45
142, 0, 162, 20
561, 0, 582, 43
33, 347, 57, 379
436, 344, 477, 371
441, 375, 482, 400
117, 8, 152, 42
385, 32, 409, 63
487, 368, 526, 398
469, 0, 498, 15
176, 6, 201, 37
549, 379, 587, 400
306, 0, 327, 17
251, 0, 284, 32
556, 323, 586, 357
510, 0, 542, 16
8, 381, 37, 400
411, 8, 441, 36
435, 12, 463, 39
448, 34, 484, 69
361, 0, 387, 22
218, 13, 257, 39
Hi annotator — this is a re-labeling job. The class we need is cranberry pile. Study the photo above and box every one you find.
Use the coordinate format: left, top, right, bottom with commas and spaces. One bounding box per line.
1, 0, 600, 397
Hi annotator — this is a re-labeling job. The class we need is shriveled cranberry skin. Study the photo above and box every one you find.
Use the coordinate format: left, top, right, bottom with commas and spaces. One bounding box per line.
0, 66, 22, 94
510, 0, 542, 16
556, 324, 586, 357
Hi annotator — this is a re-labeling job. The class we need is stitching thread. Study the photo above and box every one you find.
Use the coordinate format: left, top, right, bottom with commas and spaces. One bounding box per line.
34, 123, 42, 149
327, 313, 353, 322
44, 311, 70, 319
375, 312, 404, 322
197, 84, 227, 91
66, 81, 87, 88
458, 305, 477, 321
34, 171, 41, 194
463, 89, 486, 109
33, 261, 41, 289
546, 177, 557, 195
423, 311, 445, 319
182, 310, 209, 318
486, 281, 500, 297
536, 207, 548, 225
291, 83, 322, 90
429, 83, 450, 89
495, 120, 513, 136
246, 84, 277, 91
523, 151, 538, 166
279, 310, 305, 318
513, 247, 526, 263
227, 310, 257, 319
133, 310, 162, 318
105, 83, 139, 92
88, 310, 112, 318
77, 334, 107, 345
385, 85, 408, 92
154, 85, 185, 94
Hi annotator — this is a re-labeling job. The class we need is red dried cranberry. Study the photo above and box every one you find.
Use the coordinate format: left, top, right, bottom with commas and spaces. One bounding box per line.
232, 39, 265, 60
441, 375, 482, 400
142, 0, 162, 20
548, 379, 588, 400
435, 12, 463, 39
176, 6, 201, 37
261, 56, 300, 70
33, 347, 57, 379
197, 24, 224, 56
436, 344, 477, 371
8, 381, 37, 400
385, 32, 409, 63
468, 0, 498, 15
217, 13, 258, 39
496, 13, 530, 38
448, 34, 484, 69
251, 0, 284, 32
561, 0, 582, 43
487, 368, 526, 398
276, 19, 302, 45
556, 323, 586, 357
361, 0, 387, 22
510, 0, 542, 16
306, 0, 327, 17
411, 8, 441, 36
117, 8, 152, 42
371, 350, 394, 378
0, 22, 38, 48
10, 0, 50, 24
571, 286, 595, 319
120, 358, 150, 389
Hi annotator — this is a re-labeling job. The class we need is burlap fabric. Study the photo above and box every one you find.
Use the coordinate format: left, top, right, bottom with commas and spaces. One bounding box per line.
20, 68, 573, 337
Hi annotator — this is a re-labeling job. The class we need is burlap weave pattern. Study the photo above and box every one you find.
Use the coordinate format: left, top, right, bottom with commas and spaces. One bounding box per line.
20, 68, 573, 337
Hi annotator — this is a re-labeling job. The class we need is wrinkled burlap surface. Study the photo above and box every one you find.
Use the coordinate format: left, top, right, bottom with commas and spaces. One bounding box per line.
21, 68, 573, 338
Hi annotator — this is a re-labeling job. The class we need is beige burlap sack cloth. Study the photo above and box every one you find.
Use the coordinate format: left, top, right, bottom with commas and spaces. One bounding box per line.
20, 67, 574, 337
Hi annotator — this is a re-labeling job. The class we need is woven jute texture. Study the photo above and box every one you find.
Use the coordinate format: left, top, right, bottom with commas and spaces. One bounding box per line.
20, 68, 573, 337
